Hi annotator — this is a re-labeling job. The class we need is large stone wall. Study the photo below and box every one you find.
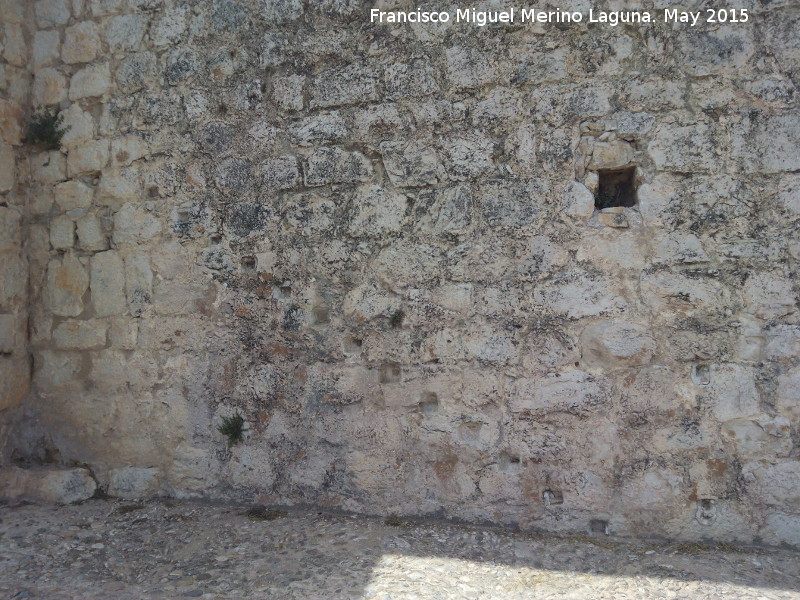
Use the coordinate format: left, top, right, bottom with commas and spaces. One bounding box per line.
0, 0, 32, 462
5, 0, 800, 546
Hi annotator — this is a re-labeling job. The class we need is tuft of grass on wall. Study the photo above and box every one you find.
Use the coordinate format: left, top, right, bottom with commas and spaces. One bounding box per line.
218, 413, 245, 446
24, 110, 68, 151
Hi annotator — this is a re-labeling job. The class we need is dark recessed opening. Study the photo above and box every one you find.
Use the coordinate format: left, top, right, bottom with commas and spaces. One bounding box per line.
595, 167, 636, 209
590, 519, 610, 535
241, 256, 256, 272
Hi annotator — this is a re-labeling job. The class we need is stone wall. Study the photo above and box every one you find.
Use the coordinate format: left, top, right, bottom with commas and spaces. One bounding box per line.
0, 0, 32, 462
5, 0, 800, 546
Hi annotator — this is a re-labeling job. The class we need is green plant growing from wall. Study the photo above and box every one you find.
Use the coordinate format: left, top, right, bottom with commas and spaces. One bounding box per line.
389, 310, 405, 329
218, 413, 245, 446
23, 110, 69, 150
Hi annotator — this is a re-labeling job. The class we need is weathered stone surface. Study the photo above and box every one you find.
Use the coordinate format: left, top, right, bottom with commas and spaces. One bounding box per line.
0, 313, 23, 354
67, 139, 110, 176
33, 68, 67, 105
648, 121, 716, 172
63, 22, 101, 64
54, 180, 94, 211
113, 204, 162, 245
76, 214, 107, 251
563, 181, 595, 222
380, 141, 444, 188
0, 144, 14, 192
446, 46, 496, 90
305, 147, 373, 186
91, 251, 126, 317
310, 65, 379, 108
106, 13, 148, 52
0, 467, 96, 504
32, 29, 60, 69
588, 140, 633, 170
731, 114, 800, 173
124, 254, 152, 317
69, 63, 111, 100
348, 185, 407, 237
580, 322, 655, 369
273, 74, 305, 111
107, 467, 160, 498
5, 0, 800, 552
35, 0, 71, 28
507, 370, 608, 414
49, 215, 75, 250
53, 319, 108, 350
260, 155, 300, 190
60, 103, 95, 149
45, 253, 89, 317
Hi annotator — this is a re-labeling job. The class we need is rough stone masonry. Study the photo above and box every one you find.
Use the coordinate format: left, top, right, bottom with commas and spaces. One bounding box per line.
1, 0, 799, 547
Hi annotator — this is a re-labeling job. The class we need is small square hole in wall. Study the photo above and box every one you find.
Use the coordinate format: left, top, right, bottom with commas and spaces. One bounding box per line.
595, 167, 637, 209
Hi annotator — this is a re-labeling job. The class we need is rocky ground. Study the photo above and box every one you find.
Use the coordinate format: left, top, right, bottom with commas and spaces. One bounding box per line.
0, 499, 798, 599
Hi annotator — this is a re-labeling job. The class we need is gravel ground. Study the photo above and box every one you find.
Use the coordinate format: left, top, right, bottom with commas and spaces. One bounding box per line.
0, 499, 798, 599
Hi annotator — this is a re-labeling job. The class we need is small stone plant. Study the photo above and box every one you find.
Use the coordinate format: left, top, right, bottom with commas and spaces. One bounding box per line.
23, 110, 68, 151
217, 413, 245, 446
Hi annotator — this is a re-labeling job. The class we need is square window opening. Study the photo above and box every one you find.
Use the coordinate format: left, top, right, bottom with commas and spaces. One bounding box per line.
595, 167, 637, 209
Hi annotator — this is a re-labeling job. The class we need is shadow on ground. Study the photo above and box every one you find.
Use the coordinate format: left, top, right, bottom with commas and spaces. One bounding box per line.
0, 499, 798, 599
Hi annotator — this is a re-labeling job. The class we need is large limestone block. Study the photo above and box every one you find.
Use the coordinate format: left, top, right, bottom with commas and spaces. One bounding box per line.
55, 180, 94, 211
310, 64, 378, 108
124, 254, 153, 316
0, 356, 29, 411
0, 99, 24, 145
507, 370, 608, 414
742, 271, 796, 319
113, 204, 162, 244
106, 13, 148, 52
0, 467, 96, 504
0, 313, 24, 354
731, 114, 800, 173
652, 232, 709, 264
289, 112, 347, 147
380, 141, 444, 188
446, 46, 496, 90
648, 121, 717, 172
260, 155, 300, 190
776, 367, 800, 420
67, 139, 110, 176
32, 29, 60, 69
588, 140, 633, 170
0, 205, 21, 250
76, 214, 107, 251
33, 68, 67, 106
91, 251, 126, 317
35, 0, 71, 27
347, 185, 407, 237
33, 350, 82, 393
61, 103, 95, 150
0, 143, 15, 192
580, 322, 655, 369
721, 416, 792, 459
534, 271, 627, 319
703, 364, 761, 422
69, 63, 111, 100
107, 467, 160, 498
744, 461, 800, 508
45, 253, 88, 317
62, 22, 101, 64
563, 181, 595, 222
305, 147, 373, 186
53, 319, 108, 350
49, 215, 74, 250
640, 271, 723, 318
